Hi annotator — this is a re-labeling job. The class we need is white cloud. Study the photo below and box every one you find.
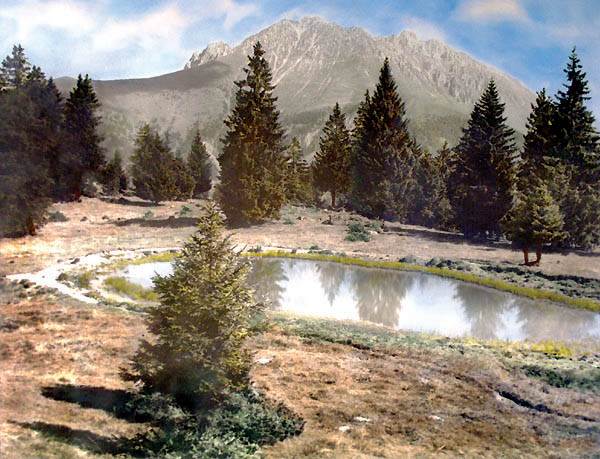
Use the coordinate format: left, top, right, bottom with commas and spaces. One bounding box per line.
456, 0, 529, 23
400, 16, 447, 41
0, 0, 258, 78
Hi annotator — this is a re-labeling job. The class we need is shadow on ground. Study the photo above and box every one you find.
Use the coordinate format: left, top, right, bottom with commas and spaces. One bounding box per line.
100, 197, 158, 208
15, 421, 128, 455
113, 216, 198, 228
41, 384, 148, 422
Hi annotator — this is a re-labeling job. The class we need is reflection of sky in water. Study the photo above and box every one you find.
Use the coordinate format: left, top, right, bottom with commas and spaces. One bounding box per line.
119, 259, 600, 343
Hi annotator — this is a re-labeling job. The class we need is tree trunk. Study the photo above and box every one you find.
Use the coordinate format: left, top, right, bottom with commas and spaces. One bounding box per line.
331, 190, 336, 209
26, 216, 36, 236
523, 247, 529, 265
535, 243, 542, 266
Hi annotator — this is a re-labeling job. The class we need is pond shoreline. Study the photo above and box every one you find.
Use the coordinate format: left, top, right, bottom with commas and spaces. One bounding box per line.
6, 244, 600, 313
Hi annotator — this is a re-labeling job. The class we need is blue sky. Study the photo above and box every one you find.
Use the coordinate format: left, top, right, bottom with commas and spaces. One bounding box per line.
1, 0, 598, 113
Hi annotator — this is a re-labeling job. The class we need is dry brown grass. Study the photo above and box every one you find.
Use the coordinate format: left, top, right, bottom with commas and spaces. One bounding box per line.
1, 198, 599, 280
0, 297, 146, 458
251, 331, 600, 458
1, 294, 598, 458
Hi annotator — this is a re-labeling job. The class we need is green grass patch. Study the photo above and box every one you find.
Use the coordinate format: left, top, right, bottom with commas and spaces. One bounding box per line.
104, 276, 159, 302
522, 365, 600, 392
243, 251, 600, 312
105, 251, 178, 271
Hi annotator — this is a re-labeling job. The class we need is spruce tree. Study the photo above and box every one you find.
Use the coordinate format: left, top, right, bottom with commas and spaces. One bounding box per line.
187, 129, 212, 196
130, 124, 179, 204
519, 89, 556, 184
285, 137, 312, 204
502, 178, 565, 265
0, 44, 31, 89
218, 42, 287, 225
63, 74, 105, 198
102, 151, 127, 195
312, 103, 352, 208
172, 155, 195, 200
550, 49, 600, 249
553, 48, 599, 171
125, 202, 261, 408
0, 78, 51, 236
409, 148, 453, 229
350, 59, 419, 221
450, 80, 517, 238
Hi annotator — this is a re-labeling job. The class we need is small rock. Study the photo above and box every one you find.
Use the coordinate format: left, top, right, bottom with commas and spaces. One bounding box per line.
71, 258, 80, 264
399, 255, 417, 264
102, 215, 109, 220
429, 415, 443, 422
353, 416, 371, 423
256, 356, 272, 365
338, 425, 351, 433
80, 216, 88, 222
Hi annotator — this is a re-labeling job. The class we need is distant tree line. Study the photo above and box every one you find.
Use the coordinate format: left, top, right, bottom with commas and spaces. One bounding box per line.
217, 44, 599, 264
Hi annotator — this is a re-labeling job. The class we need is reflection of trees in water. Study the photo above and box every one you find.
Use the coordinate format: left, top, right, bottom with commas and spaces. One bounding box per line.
352, 269, 413, 328
246, 259, 288, 309
455, 284, 511, 339
316, 262, 348, 305
516, 301, 595, 342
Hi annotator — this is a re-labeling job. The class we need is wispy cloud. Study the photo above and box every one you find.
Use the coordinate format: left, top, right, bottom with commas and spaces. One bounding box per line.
455, 0, 529, 23
0, 0, 258, 78
400, 16, 447, 41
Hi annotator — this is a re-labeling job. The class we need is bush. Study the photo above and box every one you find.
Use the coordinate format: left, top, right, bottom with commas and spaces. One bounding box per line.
47, 211, 68, 222
345, 222, 371, 242
125, 390, 303, 458
124, 202, 263, 408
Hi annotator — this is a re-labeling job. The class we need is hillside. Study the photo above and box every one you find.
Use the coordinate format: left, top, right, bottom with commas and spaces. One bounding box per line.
55, 16, 534, 161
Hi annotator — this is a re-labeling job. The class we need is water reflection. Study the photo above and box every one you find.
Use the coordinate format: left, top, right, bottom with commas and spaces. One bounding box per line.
120, 258, 600, 342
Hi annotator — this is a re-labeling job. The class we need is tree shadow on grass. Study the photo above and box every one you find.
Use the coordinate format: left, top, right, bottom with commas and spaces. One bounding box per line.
41, 384, 150, 422
15, 421, 129, 455
100, 196, 159, 208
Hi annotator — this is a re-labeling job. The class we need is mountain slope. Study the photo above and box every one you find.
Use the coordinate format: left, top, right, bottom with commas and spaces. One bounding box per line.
56, 16, 534, 160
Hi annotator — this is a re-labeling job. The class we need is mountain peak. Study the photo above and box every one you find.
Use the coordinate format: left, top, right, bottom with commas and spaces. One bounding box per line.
185, 41, 232, 69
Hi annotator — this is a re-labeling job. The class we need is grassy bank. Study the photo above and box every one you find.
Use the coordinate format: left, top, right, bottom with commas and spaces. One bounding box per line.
245, 250, 600, 312
104, 276, 159, 302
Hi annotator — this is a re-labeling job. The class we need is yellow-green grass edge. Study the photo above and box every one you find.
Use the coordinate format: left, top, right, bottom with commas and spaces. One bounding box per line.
244, 250, 600, 313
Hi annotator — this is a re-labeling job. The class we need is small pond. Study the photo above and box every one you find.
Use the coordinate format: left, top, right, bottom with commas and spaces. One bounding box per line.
118, 258, 600, 342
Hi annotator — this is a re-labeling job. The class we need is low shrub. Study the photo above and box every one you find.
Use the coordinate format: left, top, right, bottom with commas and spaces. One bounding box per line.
47, 211, 68, 222
125, 388, 303, 458
345, 222, 371, 242
75, 271, 94, 289
522, 365, 600, 392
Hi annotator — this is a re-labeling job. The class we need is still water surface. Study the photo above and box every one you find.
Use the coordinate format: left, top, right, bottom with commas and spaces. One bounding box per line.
119, 258, 600, 342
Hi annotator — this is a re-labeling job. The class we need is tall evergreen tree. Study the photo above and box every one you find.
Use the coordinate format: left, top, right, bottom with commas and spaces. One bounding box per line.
125, 202, 261, 407
218, 42, 287, 225
130, 124, 179, 204
312, 103, 352, 207
285, 137, 312, 204
519, 89, 556, 184
0, 76, 51, 236
172, 155, 195, 200
449, 80, 517, 238
63, 74, 105, 198
187, 129, 212, 196
350, 58, 419, 221
0, 44, 31, 89
552, 48, 599, 171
